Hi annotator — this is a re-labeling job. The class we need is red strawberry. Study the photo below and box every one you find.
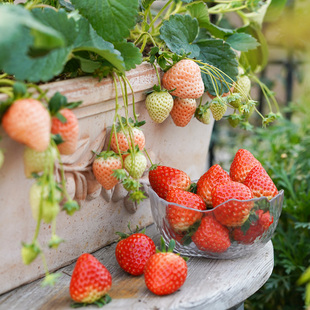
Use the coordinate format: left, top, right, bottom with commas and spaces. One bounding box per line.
144, 240, 188, 295
233, 210, 273, 244
111, 126, 145, 154
115, 232, 156, 276
51, 108, 79, 155
230, 149, 262, 183
2, 98, 51, 152
196, 164, 231, 206
162, 59, 204, 99
92, 151, 122, 190
170, 98, 196, 127
243, 165, 278, 199
192, 215, 231, 253
70, 253, 112, 304
212, 181, 254, 227
166, 189, 206, 233
148, 165, 191, 199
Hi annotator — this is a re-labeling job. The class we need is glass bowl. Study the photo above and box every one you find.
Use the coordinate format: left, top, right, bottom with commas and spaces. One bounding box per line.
147, 186, 284, 259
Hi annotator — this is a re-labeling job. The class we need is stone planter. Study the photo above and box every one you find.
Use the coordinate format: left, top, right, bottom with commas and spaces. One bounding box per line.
0, 63, 214, 294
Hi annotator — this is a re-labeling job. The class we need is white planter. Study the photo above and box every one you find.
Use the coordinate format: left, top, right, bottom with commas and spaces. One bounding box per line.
0, 63, 214, 294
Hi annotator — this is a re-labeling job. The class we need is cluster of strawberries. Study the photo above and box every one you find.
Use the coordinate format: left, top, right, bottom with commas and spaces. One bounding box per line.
145, 59, 252, 128
149, 149, 279, 253
70, 230, 188, 306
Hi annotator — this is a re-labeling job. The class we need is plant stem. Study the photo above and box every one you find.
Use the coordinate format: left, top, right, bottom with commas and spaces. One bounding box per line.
148, 0, 173, 30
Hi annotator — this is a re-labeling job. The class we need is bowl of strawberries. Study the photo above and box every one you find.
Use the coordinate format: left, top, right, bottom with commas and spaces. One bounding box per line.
147, 149, 284, 259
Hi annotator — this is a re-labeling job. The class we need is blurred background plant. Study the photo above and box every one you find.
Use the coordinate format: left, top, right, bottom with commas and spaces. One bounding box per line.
209, 0, 310, 308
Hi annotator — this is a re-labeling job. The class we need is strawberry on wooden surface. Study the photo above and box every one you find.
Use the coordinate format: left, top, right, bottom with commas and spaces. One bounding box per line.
170, 98, 196, 127
196, 164, 231, 206
243, 165, 279, 199
144, 239, 187, 296
192, 215, 231, 253
230, 149, 262, 183
166, 188, 206, 232
148, 165, 191, 199
115, 231, 156, 276
212, 181, 254, 227
233, 210, 274, 244
162, 59, 204, 99
92, 151, 123, 190
70, 253, 112, 305
2, 98, 51, 152
51, 108, 79, 155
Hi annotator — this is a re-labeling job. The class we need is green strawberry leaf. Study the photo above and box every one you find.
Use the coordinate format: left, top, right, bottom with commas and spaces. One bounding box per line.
225, 33, 260, 52
71, 0, 139, 43
74, 55, 101, 73
141, 0, 156, 9
199, 22, 234, 40
238, 24, 269, 72
113, 41, 143, 71
187, 1, 210, 26
159, 14, 200, 58
197, 39, 239, 95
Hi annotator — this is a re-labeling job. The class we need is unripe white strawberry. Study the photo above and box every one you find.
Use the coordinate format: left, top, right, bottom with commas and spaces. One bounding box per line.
210, 100, 227, 121
124, 151, 147, 179
145, 91, 173, 123
0, 149, 4, 169
234, 75, 251, 102
195, 105, 211, 124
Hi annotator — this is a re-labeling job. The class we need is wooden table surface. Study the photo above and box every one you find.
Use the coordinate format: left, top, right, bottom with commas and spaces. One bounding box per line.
0, 224, 274, 310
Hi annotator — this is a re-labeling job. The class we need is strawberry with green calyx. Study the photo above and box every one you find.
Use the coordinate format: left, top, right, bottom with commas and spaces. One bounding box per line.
70, 253, 112, 306
243, 164, 279, 199
124, 149, 147, 179
212, 181, 254, 227
21, 242, 41, 265
195, 103, 211, 125
92, 150, 123, 190
239, 100, 256, 121
48, 234, 65, 249
166, 188, 206, 233
148, 165, 191, 199
233, 74, 251, 102
210, 97, 227, 121
110, 117, 146, 154
226, 93, 242, 109
162, 59, 204, 99
145, 85, 174, 123
63, 200, 80, 216
2, 98, 51, 152
170, 97, 196, 127
144, 238, 188, 296
232, 210, 273, 244
196, 164, 231, 207
192, 215, 231, 253
115, 224, 156, 276
225, 113, 242, 128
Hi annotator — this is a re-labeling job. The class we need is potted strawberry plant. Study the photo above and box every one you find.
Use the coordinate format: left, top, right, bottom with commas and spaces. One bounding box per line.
0, 0, 280, 294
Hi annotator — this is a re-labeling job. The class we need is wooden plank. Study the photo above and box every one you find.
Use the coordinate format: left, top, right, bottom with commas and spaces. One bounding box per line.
0, 224, 274, 310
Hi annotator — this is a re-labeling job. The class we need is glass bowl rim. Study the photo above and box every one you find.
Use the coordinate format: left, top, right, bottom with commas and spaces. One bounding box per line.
147, 186, 284, 213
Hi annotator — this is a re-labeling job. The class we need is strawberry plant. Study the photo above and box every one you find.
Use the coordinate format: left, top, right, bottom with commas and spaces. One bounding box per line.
0, 0, 283, 288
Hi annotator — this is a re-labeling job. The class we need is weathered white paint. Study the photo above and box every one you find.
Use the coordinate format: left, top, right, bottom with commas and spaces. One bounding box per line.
0, 63, 215, 294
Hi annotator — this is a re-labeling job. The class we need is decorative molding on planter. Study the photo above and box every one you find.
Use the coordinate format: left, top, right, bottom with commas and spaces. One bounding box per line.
0, 63, 215, 295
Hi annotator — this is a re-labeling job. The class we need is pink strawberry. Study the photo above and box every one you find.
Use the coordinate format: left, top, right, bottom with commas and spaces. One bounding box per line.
51, 108, 79, 155
192, 215, 231, 253
212, 181, 254, 227
148, 165, 191, 199
92, 151, 122, 190
70, 253, 112, 304
196, 164, 231, 206
243, 165, 278, 199
166, 189, 206, 232
162, 59, 204, 99
115, 232, 156, 276
230, 149, 262, 183
170, 98, 196, 127
2, 98, 51, 152
144, 240, 188, 295
233, 210, 274, 244
111, 126, 145, 154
